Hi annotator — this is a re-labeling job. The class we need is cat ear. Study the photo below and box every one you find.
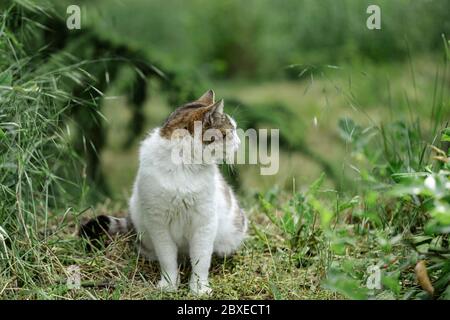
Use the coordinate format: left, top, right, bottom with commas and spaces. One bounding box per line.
208, 99, 224, 114
197, 89, 215, 105
204, 99, 224, 124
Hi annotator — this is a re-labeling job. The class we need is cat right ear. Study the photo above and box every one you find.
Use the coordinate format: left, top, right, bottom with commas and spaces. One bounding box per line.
197, 89, 215, 105
204, 99, 224, 125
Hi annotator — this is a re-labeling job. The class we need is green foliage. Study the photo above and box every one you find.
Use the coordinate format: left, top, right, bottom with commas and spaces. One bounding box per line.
74, 0, 450, 79
326, 114, 449, 298
442, 128, 450, 142
256, 34, 450, 300
256, 173, 362, 268
256, 175, 326, 266
0, 2, 89, 287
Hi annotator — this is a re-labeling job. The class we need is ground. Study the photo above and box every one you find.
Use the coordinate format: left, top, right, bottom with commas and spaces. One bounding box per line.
5, 206, 339, 300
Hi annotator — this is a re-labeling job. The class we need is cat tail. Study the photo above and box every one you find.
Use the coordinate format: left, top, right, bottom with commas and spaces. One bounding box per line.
78, 215, 134, 243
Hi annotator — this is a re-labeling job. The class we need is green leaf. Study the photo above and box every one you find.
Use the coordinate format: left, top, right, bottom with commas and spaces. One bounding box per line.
308, 196, 333, 229
250, 222, 267, 243
361, 210, 383, 228
0, 70, 12, 86
338, 196, 360, 212
281, 211, 295, 234
442, 285, 450, 300
381, 273, 401, 296
441, 128, 450, 142
431, 203, 450, 225
269, 281, 284, 300
331, 241, 346, 255
323, 271, 369, 300
411, 235, 433, 244
307, 173, 326, 196
365, 191, 378, 206
338, 117, 360, 143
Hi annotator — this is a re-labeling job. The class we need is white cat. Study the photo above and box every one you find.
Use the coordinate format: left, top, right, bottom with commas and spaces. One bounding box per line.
80, 90, 247, 295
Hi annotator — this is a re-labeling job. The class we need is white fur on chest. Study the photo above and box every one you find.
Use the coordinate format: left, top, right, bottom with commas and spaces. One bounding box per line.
130, 129, 219, 247
139, 159, 216, 216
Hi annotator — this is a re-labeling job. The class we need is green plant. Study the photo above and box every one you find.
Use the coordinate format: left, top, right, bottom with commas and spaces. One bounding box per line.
0, 2, 89, 291
256, 176, 325, 267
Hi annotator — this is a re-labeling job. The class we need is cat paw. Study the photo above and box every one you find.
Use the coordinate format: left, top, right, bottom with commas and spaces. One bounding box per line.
156, 279, 178, 292
189, 280, 212, 296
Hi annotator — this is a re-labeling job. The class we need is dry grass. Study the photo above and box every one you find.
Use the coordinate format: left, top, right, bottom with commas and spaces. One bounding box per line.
0, 203, 340, 300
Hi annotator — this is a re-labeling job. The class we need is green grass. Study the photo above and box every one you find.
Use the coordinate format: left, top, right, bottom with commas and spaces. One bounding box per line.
1, 0, 449, 300
1, 201, 341, 299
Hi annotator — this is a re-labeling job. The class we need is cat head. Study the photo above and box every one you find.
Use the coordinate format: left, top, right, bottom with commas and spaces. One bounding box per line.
161, 89, 240, 163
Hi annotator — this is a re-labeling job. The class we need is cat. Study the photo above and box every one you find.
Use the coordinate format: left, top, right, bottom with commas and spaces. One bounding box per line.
80, 89, 247, 295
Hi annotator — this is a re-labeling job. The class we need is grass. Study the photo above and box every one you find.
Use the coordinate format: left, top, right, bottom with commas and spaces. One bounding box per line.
1, 203, 339, 299
1, 0, 449, 300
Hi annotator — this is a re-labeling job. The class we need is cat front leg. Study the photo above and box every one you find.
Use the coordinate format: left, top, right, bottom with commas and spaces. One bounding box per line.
189, 222, 216, 295
149, 227, 179, 292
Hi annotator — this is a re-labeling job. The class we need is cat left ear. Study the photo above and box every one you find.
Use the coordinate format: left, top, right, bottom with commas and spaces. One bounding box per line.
204, 99, 224, 124
197, 89, 215, 105
209, 99, 224, 114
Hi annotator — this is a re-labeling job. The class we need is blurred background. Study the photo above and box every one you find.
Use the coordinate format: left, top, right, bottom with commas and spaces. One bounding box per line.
86, 0, 449, 200
7, 0, 450, 202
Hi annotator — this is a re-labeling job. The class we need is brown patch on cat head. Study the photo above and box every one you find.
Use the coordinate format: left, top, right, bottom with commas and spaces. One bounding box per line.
160, 90, 235, 141
205, 100, 235, 139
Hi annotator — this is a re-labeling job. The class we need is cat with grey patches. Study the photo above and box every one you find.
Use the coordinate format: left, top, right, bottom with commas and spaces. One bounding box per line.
80, 90, 247, 295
